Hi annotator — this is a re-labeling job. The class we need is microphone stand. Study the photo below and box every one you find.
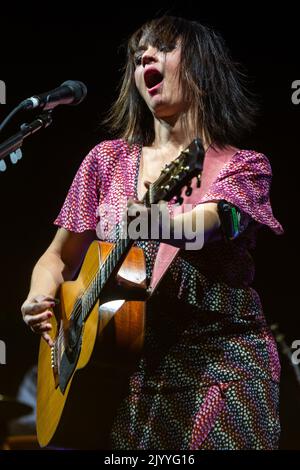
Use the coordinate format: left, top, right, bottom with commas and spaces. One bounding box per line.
0, 111, 53, 162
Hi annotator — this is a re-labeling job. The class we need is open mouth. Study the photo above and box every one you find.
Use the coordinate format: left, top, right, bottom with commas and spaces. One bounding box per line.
144, 68, 164, 90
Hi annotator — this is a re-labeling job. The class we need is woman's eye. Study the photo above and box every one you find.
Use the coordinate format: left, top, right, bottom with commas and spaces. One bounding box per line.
159, 45, 174, 53
134, 54, 143, 66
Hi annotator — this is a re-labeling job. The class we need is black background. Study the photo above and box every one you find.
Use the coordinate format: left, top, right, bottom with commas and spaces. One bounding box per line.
0, 1, 299, 449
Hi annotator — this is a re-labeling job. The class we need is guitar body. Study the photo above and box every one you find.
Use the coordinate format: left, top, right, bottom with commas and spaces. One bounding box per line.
37, 240, 147, 447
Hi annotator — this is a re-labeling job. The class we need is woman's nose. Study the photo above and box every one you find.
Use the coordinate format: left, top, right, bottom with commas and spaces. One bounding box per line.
142, 47, 158, 67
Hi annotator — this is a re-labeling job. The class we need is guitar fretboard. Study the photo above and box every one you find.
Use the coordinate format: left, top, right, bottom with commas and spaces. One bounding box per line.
77, 234, 133, 323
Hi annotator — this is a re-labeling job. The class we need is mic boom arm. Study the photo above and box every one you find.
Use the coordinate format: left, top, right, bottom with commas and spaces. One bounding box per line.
0, 111, 53, 163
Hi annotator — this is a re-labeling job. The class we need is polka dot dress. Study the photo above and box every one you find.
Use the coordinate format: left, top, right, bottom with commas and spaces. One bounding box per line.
54, 139, 283, 450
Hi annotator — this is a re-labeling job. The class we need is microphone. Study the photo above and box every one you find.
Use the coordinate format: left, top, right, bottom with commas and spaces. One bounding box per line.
20, 80, 87, 111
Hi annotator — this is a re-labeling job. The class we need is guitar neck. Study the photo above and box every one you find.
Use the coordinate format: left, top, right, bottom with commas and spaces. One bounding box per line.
80, 234, 134, 322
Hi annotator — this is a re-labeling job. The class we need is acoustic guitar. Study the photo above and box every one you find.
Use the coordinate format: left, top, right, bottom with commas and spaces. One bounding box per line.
36, 138, 204, 447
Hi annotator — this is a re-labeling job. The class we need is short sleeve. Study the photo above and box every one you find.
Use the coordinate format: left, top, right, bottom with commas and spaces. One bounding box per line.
54, 145, 101, 232
201, 150, 284, 235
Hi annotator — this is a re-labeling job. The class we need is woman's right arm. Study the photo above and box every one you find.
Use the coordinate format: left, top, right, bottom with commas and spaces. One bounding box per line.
21, 227, 96, 347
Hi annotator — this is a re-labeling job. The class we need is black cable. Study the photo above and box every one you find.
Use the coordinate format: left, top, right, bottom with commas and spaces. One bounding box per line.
0, 102, 26, 133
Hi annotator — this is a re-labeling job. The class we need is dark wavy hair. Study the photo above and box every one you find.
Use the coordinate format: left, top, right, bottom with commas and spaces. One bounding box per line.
104, 16, 258, 148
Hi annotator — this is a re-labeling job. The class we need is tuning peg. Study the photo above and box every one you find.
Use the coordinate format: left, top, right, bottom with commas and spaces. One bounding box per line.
161, 163, 171, 173
196, 174, 201, 188
10, 148, 22, 165
185, 185, 193, 197
180, 165, 190, 171
0, 159, 7, 172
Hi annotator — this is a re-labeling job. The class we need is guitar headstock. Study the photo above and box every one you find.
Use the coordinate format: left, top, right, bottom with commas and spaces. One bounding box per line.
145, 138, 205, 205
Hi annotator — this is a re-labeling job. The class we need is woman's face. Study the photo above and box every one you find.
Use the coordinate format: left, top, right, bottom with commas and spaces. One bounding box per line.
134, 41, 186, 120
